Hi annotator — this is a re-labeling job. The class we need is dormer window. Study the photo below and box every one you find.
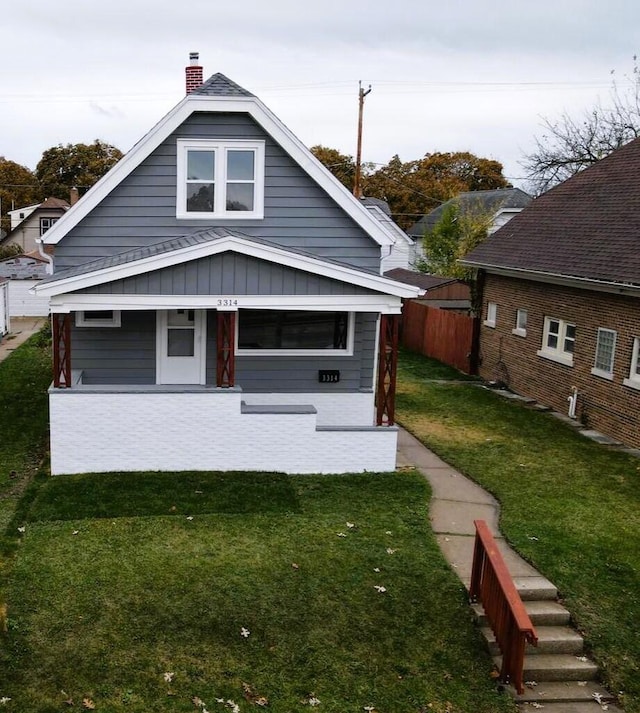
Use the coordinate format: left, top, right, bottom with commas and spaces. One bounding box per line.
176, 139, 264, 219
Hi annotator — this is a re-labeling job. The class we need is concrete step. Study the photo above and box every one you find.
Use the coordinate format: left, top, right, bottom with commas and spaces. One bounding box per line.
514, 576, 558, 601
510, 680, 616, 705
472, 599, 571, 627
516, 703, 623, 713
483, 626, 584, 656
493, 654, 598, 682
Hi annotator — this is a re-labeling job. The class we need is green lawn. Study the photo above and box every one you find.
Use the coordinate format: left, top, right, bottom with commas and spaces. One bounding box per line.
0, 336, 514, 713
396, 349, 640, 713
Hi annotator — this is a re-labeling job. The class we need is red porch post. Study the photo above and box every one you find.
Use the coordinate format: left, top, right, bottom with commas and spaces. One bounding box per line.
216, 311, 236, 387
52, 313, 72, 388
376, 313, 399, 426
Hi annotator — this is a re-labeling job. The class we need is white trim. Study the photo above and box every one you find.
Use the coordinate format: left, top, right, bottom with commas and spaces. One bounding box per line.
624, 336, 640, 390
41, 95, 394, 248
176, 139, 265, 220
34, 235, 420, 300
235, 310, 355, 356
538, 316, 575, 367
512, 308, 528, 337
537, 349, 574, 367
49, 293, 404, 314
511, 328, 527, 337
76, 310, 121, 327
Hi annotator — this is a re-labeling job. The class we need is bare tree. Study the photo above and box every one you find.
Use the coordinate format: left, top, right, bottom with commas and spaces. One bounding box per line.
522, 58, 640, 194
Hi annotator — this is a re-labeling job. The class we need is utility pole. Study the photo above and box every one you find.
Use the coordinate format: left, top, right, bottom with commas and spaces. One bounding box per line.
353, 80, 372, 199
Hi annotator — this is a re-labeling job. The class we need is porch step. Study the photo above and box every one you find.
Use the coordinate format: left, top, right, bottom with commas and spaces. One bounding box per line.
517, 704, 623, 713
513, 575, 558, 601
483, 626, 584, 656
511, 680, 617, 705
472, 600, 571, 626
493, 654, 599, 682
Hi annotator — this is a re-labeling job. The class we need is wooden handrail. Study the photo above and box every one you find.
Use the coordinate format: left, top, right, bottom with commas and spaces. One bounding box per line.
469, 519, 538, 694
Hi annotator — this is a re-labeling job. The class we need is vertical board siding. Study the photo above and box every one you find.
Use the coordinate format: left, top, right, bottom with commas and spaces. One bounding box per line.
402, 300, 476, 374
79, 253, 367, 297
54, 113, 380, 273
72, 311, 156, 384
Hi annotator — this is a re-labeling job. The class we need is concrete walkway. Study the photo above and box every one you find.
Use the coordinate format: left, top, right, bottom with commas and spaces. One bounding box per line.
0, 317, 47, 364
396, 427, 553, 593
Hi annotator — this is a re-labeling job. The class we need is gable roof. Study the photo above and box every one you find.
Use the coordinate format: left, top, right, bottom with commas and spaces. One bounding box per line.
40, 73, 394, 249
461, 138, 640, 288
383, 268, 458, 291
408, 188, 531, 238
360, 197, 414, 246
34, 228, 420, 299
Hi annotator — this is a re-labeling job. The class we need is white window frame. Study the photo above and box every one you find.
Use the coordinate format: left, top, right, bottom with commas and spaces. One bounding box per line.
537, 316, 575, 366
76, 310, 121, 328
40, 217, 59, 236
512, 308, 527, 337
484, 301, 497, 328
236, 310, 355, 357
591, 327, 617, 380
623, 336, 640, 390
176, 139, 265, 220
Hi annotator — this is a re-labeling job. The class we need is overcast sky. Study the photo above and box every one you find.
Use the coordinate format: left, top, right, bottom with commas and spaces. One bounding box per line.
3, 0, 640, 188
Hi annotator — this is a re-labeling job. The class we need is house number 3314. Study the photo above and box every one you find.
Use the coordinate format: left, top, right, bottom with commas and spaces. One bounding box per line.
217, 298, 239, 307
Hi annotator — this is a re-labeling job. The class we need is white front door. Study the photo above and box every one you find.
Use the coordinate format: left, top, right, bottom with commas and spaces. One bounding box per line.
157, 309, 206, 384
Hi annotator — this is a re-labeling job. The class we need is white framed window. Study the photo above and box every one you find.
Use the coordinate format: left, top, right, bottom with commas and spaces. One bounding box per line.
484, 301, 497, 328
537, 316, 576, 366
623, 337, 640, 390
76, 310, 121, 328
236, 310, 354, 356
591, 328, 617, 380
176, 139, 265, 219
512, 309, 528, 337
40, 217, 59, 235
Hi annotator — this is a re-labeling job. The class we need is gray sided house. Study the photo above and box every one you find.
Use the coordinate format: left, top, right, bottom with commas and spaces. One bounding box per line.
36, 59, 420, 476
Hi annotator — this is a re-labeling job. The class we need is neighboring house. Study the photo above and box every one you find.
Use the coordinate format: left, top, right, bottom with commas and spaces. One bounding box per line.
461, 137, 640, 450
2, 197, 70, 254
383, 268, 471, 312
34, 55, 420, 476
408, 187, 532, 264
0, 252, 50, 317
360, 197, 417, 272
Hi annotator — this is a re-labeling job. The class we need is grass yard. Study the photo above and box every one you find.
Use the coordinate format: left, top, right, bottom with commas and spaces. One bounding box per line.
0, 335, 515, 713
396, 349, 640, 713
0, 471, 514, 713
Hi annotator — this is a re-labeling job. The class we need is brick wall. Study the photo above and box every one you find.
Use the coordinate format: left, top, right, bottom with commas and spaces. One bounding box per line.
479, 273, 640, 448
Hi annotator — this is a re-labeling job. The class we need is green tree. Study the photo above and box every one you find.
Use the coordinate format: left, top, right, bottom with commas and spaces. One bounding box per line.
416, 199, 495, 314
363, 152, 509, 230
0, 158, 38, 235
35, 140, 123, 199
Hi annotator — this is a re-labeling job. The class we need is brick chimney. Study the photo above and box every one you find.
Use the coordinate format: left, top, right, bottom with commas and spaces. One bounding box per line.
185, 52, 203, 94
69, 187, 79, 206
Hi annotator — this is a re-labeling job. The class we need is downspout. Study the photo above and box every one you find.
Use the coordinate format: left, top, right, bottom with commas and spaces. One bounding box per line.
567, 386, 578, 419
36, 238, 54, 275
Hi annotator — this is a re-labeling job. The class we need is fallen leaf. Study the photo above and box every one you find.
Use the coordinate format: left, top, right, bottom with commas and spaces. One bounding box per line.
163, 672, 174, 683
17, 526, 25, 534
337, 532, 347, 537
82, 698, 96, 710
373, 567, 380, 572
192, 696, 206, 707
0, 698, 11, 706
292, 563, 299, 570
374, 585, 387, 593
346, 522, 355, 528
386, 548, 397, 555
240, 627, 251, 638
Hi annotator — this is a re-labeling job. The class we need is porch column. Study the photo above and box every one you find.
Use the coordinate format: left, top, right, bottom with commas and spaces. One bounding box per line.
216, 311, 236, 387
52, 313, 72, 388
376, 314, 399, 426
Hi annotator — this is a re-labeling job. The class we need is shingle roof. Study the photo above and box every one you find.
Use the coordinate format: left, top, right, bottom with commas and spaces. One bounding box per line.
383, 268, 457, 290
462, 137, 640, 287
39, 197, 70, 210
191, 73, 255, 98
41, 227, 377, 285
408, 188, 531, 238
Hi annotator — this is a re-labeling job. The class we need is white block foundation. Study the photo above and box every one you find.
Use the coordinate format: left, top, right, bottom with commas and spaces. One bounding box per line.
48, 387, 397, 475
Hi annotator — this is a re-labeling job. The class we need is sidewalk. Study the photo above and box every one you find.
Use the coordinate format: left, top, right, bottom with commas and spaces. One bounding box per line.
0, 317, 47, 364
396, 427, 554, 592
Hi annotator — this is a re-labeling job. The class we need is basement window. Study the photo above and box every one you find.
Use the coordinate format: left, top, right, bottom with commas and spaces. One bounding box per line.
76, 310, 121, 328
591, 328, 616, 380
537, 316, 575, 366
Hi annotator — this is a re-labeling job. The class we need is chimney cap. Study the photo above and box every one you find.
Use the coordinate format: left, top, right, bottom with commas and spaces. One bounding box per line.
189, 52, 200, 66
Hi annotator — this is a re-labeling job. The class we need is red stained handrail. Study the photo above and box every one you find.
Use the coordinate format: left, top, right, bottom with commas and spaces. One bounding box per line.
469, 519, 538, 694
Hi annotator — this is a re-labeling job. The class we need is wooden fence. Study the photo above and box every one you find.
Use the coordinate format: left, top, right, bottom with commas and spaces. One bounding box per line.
401, 300, 478, 374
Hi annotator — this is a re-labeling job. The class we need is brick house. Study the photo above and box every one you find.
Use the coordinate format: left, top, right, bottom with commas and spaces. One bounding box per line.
461, 137, 640, 449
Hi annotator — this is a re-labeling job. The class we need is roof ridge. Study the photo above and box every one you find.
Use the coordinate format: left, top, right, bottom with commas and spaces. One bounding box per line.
191, 72, 255, 98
